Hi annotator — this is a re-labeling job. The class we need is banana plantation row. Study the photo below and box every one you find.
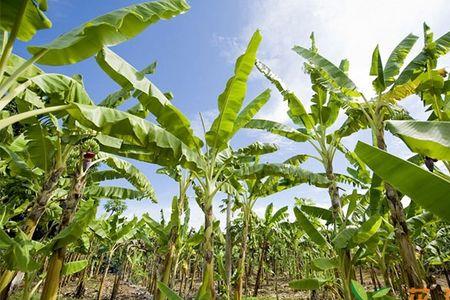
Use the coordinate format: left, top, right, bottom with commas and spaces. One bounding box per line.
0, 0, 449, 299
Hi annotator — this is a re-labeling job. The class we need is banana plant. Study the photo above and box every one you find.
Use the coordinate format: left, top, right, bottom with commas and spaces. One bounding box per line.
250, 34, 369, 299
252, 204, 288, 297
294, 25, 449, 289
0, 0, 190, 129
89, 214, 140, 300
228, 142, 329, 300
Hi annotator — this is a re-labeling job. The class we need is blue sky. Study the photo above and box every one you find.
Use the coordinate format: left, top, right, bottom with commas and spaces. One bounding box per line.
13, 0, 450, 227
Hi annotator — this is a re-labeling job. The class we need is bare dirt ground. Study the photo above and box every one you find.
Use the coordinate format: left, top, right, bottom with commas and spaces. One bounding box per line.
9, 272, 450, 299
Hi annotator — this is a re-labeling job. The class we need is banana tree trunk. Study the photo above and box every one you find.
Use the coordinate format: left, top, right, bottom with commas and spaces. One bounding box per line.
375, 128, 425, 288
40, 171, 87, 300
0, 166, 65, 297
326, 162, 354, 300
233, 211, 249, 300
253, 240, 268, 297
225, 195, 232, 300
197, 202, 216, 300
154, 239, 176, 300
97, 249, 115, 300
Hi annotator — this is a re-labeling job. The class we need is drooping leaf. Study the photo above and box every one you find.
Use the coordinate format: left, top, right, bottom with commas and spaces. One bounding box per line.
353, 214, 382, 244
300, 204, 333, 223
97, 152, 156, 201
0, 0, 52, 42
289, 278, 327, 291
255, 59, 314, 129
85, 186, 146, 201
292, 45, 360, 97
67, 103, 201, 170
206, 30, 262, 151
294, 207, 328, 246
96, 47, 201, 149
61, 260, 88, 276
355, 141, 450, 222
312, 257, 338, 271
235, 142, 278, 156
386, 120, 450, 161
236, 163, 329, 188
332, 226, 358, 249
245, 119, 309, 142
28, 0, 190, 65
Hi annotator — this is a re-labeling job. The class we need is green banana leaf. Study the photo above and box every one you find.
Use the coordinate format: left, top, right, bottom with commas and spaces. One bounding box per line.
44, 199, 97, 251
395, 30, 450, 85
28, 0, 190, 65
353, 214, 382, 244
96, 47, 202, 149
370, 45, 385, 93
384, 34, 418, 86
289, 278, 327, 291
85, 186, 146, 201
157, 282, 183, 300
355, 141, 450, 222
386, 120, 450, 161
67, 103, 201, 170
350, 280, 368, 300
0, 0, 51, 42
235, 142, 278, 156
294, 207, 328, 247
292, 45, 360, 97
255, 59, 314, 129
245, 119, 309, 142
236, 163, 329, 188
98, 152, 156, 201
61, 260, 88, 276
233, 88, 271, 133
206, 30, 262, 151
312, 257, 338, 271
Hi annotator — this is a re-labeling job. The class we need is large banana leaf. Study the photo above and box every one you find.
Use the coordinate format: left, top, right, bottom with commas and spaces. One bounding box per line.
233, 88, 271, 133
255, 59, 314, 129
395, 30, 450, 85
355, 141, 450, 222
157, 282, 183, 300
24, 123, 53, 173
28, 0, 190, 65
245, 119, 309, 142
235, 141, 278, 156
96, 47, 201, 149
384, 34, 418, 86
236, 163, 329, 188
97, 152, 156, 201
0, 0, 51, 42
370, 45, 385, 93
386, 120, 450, 160
292, 45, 360, 97
0, 230, 40, 272
85, 186, 146, 201
293, 207, 328, 246
289, 278, 327, 291
67, 103, 201, 170
61, 260, 88, 276
206, 30, 262, 151
0, 104, 70, 131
